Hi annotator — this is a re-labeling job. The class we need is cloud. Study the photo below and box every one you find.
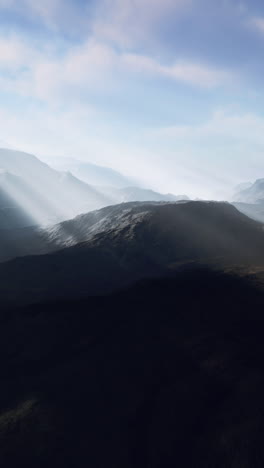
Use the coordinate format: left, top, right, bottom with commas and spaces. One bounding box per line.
1, 102, 264, 200
0, 0, 262, 201
123, 53, 232, 87
0, 0, 59, 21
155, 110, 264, 143
147, 110, 264, 196
249, 16, 264, 34
93, 0, 192, 48
0, 0, 85, 32
0, 32, 232, 107
0, 37, 28, 70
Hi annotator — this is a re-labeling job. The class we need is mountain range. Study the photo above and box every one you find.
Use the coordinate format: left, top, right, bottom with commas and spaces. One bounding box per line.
2, 149, 264, 467
41, 155, 136, 188
0, 148, 188, 230
0, 149, 112, 226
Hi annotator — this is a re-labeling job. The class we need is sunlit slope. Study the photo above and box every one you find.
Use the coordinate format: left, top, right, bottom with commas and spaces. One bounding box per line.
0, 148, 111, 226
0, 201, 190, 262
0, 201, 264, 306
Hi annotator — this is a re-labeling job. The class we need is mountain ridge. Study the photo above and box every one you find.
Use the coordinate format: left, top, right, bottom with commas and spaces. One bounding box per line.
0, 200, 264, 307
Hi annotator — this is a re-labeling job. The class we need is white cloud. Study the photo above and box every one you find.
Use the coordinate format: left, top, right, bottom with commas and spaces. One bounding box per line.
123, 54, 231, 87
155, 110, 264, 142
0, 36, 36, 70
146, 110, 264, 198
0, 33, 231, 106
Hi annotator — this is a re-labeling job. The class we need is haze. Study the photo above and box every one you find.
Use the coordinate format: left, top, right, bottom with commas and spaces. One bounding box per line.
1, 0, 264, 198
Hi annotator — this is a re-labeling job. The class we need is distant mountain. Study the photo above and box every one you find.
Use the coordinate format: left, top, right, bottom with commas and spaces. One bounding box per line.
0, 149, 191, 231
41, 156, 136, 188
0, 149, 112, 225
233, 201, 264, 223
100, 186, 189, 203
1, 201, 264, 307
233, 181, 252, 196
42, 156, 189, 202
232, 179, 264, 222
233, 178, 264, 204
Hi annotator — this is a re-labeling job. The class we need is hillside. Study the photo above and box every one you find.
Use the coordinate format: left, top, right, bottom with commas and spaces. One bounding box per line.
1, 269, 264, 467
0, 201, 264, 306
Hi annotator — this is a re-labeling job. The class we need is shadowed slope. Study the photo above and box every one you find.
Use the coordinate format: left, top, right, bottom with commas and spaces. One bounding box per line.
0, 201, 264, 306
0, 183, 35, 229
1, 270, 264, 467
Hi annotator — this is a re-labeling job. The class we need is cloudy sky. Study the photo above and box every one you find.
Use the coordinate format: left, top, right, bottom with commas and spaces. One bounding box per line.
1, 0, 264, 198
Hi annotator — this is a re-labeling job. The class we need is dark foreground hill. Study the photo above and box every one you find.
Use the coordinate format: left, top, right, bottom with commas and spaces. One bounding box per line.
1, 269, 264, 467
1, 202, 264, 466
1, 201, 264, 306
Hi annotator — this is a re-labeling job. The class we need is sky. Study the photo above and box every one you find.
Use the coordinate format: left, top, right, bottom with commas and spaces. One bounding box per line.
1, 0, 264, 198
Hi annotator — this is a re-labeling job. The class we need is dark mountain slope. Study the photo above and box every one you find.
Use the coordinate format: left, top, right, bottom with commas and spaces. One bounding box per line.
0, 201, 154, 262
0, 201, 264, 306
0, 183, 35, 229
1, 270, 264, 467
0, 170, 60, 227
1, 199, 264, 264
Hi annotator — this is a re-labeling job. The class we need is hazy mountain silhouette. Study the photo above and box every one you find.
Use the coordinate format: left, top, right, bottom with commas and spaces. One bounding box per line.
233, 178, 264, 204
0, 148, 112, 225
233, 201, 264, 223
232, 181, 252, 202
42, 155, 136, 188
42, 156, 189, 203
0, 149, 191, 231
100, 186, 189, 203
231, 179, 264, 222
